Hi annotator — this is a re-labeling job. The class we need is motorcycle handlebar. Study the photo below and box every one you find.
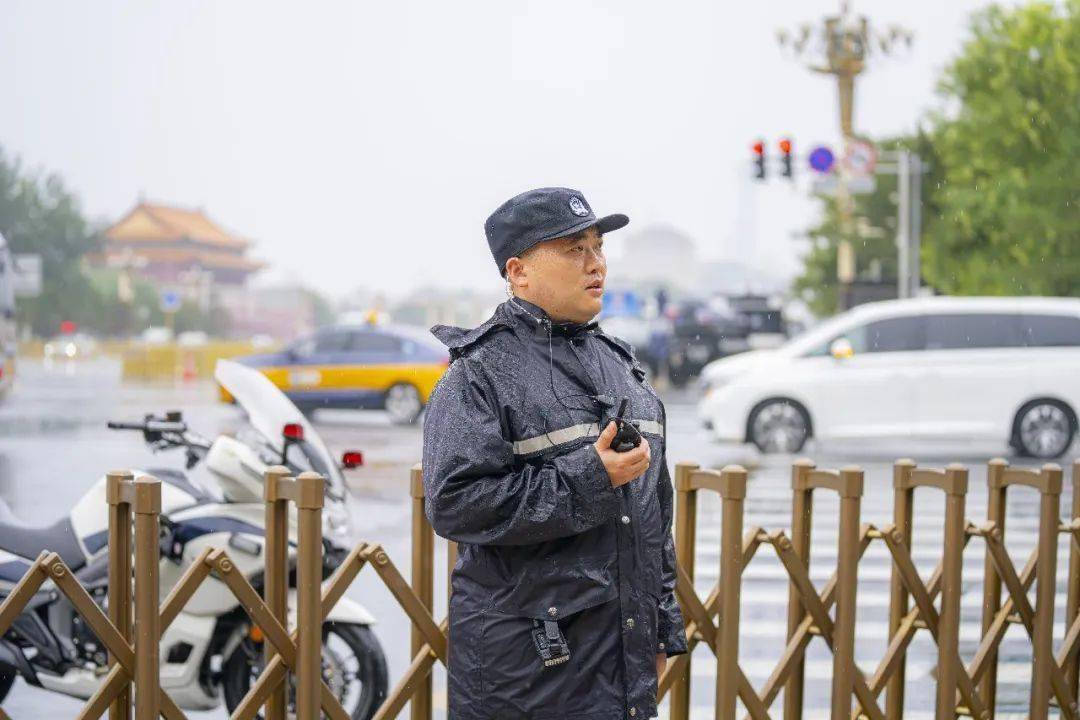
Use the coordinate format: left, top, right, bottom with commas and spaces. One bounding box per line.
107, 420, 188, 434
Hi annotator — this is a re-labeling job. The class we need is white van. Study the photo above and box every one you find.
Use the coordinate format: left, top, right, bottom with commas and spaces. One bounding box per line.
696, 297, 1080, 458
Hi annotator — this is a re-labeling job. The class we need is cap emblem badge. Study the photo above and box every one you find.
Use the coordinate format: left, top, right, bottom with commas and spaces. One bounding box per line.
568, 197, 589, 217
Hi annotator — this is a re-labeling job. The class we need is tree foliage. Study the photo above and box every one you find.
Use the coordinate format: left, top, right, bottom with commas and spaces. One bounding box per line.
0, 147, 102, 336
797, 1, 1080, 315
924, 0, 1080, 296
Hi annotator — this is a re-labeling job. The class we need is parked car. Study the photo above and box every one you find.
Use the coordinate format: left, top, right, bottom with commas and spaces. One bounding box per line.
666, 298, 749, 387
225, 323, 449, 424
43, 333, 99, 360
697, 297, 1080, 458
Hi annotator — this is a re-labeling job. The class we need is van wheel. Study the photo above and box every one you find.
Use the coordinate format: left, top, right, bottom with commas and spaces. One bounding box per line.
1013, 399, 1076, 459
748, 399, 810, 454
384, 383, 423, 425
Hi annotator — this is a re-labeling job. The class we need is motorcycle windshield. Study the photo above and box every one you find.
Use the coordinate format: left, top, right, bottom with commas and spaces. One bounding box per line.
214, 359, 349, 509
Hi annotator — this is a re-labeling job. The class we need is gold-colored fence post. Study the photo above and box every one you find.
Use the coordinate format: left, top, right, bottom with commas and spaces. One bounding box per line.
715, 465, 747, 718
410, 464, 434, 720
936, 464, 969, 720
784, 459, 815, 720
1030, 463, 1064, 720
885, 459, 915, 720
979, 458, 1009, 715
1066, 459, 1080, 701
295, 471, 325, 720
131, 476, 161, 720
831, 467, 864, 720
671, 461, 699, 720
106, 471, 134, 720
263, 466, 291, 720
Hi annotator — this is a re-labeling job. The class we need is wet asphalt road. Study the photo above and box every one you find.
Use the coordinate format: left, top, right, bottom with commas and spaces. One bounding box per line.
0, 357, 1074, 718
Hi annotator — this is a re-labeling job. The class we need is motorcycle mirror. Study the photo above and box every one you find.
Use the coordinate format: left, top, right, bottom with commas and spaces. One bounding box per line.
341, 451, 364, 469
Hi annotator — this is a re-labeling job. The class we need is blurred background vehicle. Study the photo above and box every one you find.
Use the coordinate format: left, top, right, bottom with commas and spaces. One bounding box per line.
697, 296, 1080, 458
0, 234, 13, 402
42, 331, 98, 361
666, 297, 750, 387
225, 322, 449, 425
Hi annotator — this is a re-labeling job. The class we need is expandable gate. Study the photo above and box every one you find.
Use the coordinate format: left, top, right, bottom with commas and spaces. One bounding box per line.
0, 458, 1077, 719
663, 458, 1080, 720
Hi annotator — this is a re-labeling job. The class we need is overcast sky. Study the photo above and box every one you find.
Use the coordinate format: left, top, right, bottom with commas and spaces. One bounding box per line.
0, 0, 1010, 300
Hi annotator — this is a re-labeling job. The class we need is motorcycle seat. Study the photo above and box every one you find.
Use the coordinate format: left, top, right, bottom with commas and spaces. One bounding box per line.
0, 516, 86, 571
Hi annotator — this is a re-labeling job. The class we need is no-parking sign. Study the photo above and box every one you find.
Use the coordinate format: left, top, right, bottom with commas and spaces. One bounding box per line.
843, 140, 878, 177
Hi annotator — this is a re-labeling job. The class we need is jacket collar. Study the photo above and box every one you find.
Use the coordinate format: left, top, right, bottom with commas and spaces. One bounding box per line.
505, 296, 599, 337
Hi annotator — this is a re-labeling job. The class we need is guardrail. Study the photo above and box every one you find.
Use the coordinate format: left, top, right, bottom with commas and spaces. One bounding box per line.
663, 458, 1080, 720
0, 457, 1077, 719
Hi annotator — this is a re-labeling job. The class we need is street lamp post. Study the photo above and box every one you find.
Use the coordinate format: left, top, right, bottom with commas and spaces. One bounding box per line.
778, 2, 913, 310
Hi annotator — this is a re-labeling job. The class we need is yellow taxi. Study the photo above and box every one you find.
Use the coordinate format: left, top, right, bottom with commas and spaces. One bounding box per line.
226, 323, 449, 424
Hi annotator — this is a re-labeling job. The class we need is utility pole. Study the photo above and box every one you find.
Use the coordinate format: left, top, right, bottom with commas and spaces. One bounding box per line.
778, 2, 913, 310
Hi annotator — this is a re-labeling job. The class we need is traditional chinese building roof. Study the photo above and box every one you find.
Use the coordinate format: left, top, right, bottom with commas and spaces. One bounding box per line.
105, 202, 251, 249
99, 201, 265, 283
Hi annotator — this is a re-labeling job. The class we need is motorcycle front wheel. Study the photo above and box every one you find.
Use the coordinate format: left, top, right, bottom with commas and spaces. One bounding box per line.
222, 622, 388, 720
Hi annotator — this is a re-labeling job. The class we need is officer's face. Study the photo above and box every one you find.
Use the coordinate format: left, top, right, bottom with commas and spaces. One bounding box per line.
509, 227, 606, 323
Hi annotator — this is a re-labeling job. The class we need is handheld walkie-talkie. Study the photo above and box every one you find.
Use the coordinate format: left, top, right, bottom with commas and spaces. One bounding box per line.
608, 398, 642, 453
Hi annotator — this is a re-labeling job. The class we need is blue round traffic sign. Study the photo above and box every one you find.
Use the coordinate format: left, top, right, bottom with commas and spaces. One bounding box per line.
808, 146, 835, 174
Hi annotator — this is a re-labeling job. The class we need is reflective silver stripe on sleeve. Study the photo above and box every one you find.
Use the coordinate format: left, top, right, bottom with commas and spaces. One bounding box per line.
635, 419, 664, 436
513, 422, 600, 456
512, 418, 664, 456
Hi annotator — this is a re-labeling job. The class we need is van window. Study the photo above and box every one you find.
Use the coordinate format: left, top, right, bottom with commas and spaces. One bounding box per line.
1020, 314, 1080, 347
849, 316, 926, 353
924, 314, 1022, 350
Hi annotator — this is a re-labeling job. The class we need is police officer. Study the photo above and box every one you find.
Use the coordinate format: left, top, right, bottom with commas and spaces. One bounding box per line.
422, 187, 686, 719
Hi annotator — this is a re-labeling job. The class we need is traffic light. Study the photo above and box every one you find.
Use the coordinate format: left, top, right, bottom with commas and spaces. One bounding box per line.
779, 138, 793, 179
752, 140, 766, 180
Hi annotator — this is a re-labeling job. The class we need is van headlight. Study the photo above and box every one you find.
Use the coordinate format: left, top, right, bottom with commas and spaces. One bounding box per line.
698, 375, 730, 397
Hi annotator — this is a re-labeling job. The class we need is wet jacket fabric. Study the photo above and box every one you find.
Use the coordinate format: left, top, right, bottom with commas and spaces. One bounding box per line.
422, 296, 687, 720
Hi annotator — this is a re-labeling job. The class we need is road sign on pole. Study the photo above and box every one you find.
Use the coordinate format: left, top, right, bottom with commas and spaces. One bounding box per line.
843, 139, 878, 177
808, 146, 835, 174
159, 290, 182, 314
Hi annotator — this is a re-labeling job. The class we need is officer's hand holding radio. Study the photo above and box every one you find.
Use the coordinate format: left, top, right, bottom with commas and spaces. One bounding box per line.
594, 420, 650, 488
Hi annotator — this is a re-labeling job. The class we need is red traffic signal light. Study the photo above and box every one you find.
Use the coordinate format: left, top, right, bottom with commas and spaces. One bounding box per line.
752, 140, 766, 180
779, 138, 793, 179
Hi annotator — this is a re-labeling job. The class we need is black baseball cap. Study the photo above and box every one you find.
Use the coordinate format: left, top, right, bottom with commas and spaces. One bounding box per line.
484, 187, 629, 277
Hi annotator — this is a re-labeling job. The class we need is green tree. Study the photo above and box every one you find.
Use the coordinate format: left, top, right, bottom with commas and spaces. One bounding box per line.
0, 147, 102, 336
924, 0, 1080, 295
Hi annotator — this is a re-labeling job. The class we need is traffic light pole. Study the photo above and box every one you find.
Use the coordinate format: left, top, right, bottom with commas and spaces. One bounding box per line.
778, 3, 914, 310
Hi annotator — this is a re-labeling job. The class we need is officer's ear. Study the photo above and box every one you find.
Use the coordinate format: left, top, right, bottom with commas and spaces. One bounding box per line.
505, 256, 528, 292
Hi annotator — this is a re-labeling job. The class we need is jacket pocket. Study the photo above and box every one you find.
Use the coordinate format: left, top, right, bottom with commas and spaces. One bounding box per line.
479, 590, 623, 715
490, 554, 617, 620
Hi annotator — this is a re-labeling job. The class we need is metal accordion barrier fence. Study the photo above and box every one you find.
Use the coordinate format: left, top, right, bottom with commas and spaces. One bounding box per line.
0, 458, 1078, 719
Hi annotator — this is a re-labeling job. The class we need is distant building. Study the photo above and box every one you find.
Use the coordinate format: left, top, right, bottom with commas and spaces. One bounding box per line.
99, 201, 264, 289
224, 284, 318, 341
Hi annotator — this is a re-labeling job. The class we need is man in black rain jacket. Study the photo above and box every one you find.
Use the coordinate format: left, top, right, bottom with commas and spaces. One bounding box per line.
422, 187, 686, 720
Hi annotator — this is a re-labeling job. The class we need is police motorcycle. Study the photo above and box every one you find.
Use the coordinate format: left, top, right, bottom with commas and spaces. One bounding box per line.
0, 360, 387, 718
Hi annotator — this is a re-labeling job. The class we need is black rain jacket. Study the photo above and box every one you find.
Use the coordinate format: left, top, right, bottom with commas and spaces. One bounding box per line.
422, 297, 687, 720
